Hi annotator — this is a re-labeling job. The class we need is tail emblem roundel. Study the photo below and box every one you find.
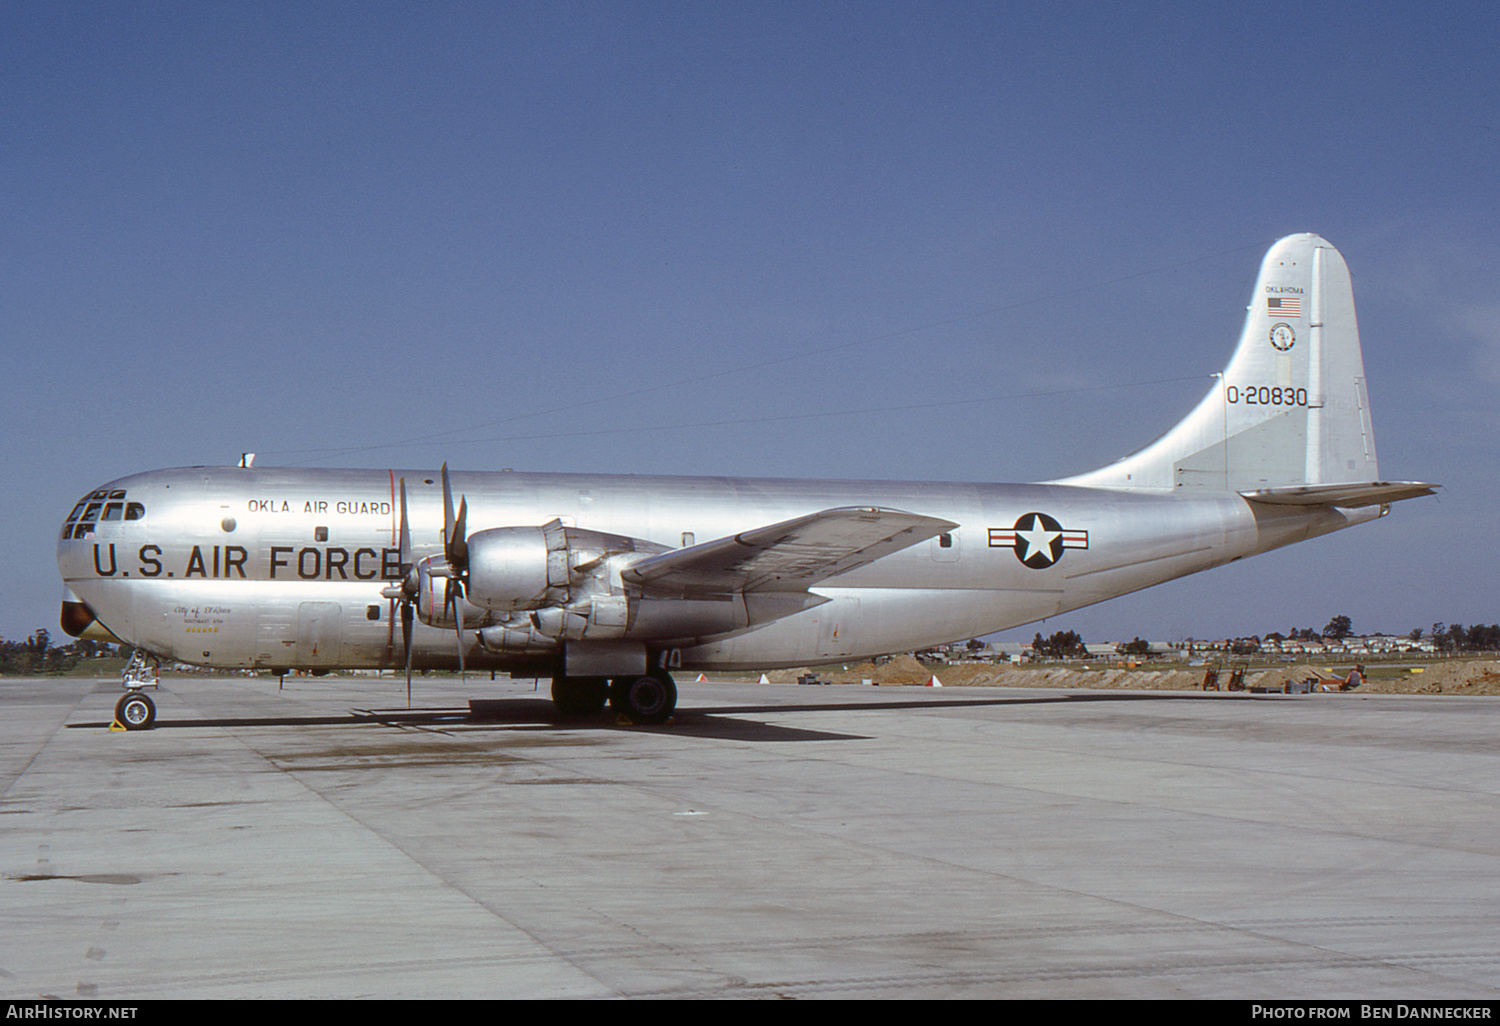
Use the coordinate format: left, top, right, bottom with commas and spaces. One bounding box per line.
988, 512, 1089, 569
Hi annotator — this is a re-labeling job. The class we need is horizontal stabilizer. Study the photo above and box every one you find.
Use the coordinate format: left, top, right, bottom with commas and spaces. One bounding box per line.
1240, 481, 1438, 508
623, 507, 957, 595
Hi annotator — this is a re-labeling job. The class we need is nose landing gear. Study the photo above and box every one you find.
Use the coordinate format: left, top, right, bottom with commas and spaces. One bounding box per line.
113, 650, 160, 731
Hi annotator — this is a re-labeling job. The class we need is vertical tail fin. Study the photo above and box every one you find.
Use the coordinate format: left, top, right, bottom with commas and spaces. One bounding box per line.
1057, 233, 1385, 495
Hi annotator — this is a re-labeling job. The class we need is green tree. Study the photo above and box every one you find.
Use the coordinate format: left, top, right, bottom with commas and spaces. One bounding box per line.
1446, 623, 1468, 652
1468, 625, 1500, 651
1323, 615, 1353, 641
1033, 630, 1086, 660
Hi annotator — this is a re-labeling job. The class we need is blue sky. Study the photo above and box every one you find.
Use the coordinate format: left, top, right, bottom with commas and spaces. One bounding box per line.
4, 2, 1496, 646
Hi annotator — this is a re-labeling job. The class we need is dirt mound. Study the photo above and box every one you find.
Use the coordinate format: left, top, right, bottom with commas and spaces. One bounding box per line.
825, 660, 1500, 695
833, 655, 936, 685
758, 655, 946, 685
1242, 665, 1333, 691
748, 660, 1500, 695
1360, 660, 1500, 695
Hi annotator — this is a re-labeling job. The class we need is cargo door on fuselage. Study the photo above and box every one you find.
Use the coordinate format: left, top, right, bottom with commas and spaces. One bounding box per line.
295, 601, 344, 668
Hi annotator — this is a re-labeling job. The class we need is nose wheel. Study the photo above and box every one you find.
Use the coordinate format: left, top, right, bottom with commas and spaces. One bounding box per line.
114, 691, 156, 730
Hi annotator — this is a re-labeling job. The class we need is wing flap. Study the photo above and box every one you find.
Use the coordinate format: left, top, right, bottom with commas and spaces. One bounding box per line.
1240, 481, 1438, 508
622, 507, 957, 595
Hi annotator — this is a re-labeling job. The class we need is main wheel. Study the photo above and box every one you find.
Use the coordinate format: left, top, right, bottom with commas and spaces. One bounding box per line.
609, 673, 677, 725
551, 676, 609, 718
115, 692, 156, 731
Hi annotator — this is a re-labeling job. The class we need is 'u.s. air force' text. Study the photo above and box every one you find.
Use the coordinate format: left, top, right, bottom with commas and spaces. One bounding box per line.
91, 544, 404, 580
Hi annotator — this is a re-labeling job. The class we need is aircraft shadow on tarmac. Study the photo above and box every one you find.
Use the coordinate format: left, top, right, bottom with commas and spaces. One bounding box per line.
67, 700, 864, 742
66, 690, 1262, 744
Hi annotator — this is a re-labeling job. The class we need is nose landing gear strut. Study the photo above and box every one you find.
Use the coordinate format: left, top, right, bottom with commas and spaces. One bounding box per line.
113, 650, 160, 730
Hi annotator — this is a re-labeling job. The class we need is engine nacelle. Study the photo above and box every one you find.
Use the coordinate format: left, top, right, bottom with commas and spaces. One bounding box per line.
463, 524, 569, 611
531, 595, 629, 641
476, 621, 556, 654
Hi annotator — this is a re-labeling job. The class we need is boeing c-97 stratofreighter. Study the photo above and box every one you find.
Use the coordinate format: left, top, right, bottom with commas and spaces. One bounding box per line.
58, 234, 1435, 728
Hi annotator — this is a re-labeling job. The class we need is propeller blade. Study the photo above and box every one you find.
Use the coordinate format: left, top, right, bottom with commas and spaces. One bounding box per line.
454, 583, 466, 681
401, 599, 414, 708
441, 462, 455, 552
441, 463, 468, 570
443, 577, 466, 681
440, 463, 469, 681
452, 495, 468, 569
398, 477, 412, 575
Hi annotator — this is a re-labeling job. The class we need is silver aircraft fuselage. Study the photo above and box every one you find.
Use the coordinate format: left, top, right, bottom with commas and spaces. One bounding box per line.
57, 464, 1378, 674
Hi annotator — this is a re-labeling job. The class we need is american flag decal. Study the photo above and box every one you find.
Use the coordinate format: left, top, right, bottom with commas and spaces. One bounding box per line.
1267, 296, 1301, 317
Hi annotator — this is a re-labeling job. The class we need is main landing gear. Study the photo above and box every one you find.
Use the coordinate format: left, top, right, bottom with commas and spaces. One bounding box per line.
114, 650, 160, 731
609, 672, 677, 725
550, 671, 677, 725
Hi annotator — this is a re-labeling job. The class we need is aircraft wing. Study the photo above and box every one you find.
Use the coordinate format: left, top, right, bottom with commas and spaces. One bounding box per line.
1239, 481, 1438, 508
621, 506, 958, 596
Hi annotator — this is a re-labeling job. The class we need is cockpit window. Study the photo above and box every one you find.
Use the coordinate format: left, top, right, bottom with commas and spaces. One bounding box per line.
62, 489, 144, 540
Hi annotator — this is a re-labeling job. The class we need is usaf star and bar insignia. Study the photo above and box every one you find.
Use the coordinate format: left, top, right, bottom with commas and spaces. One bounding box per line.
988, 512, 1089, 569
